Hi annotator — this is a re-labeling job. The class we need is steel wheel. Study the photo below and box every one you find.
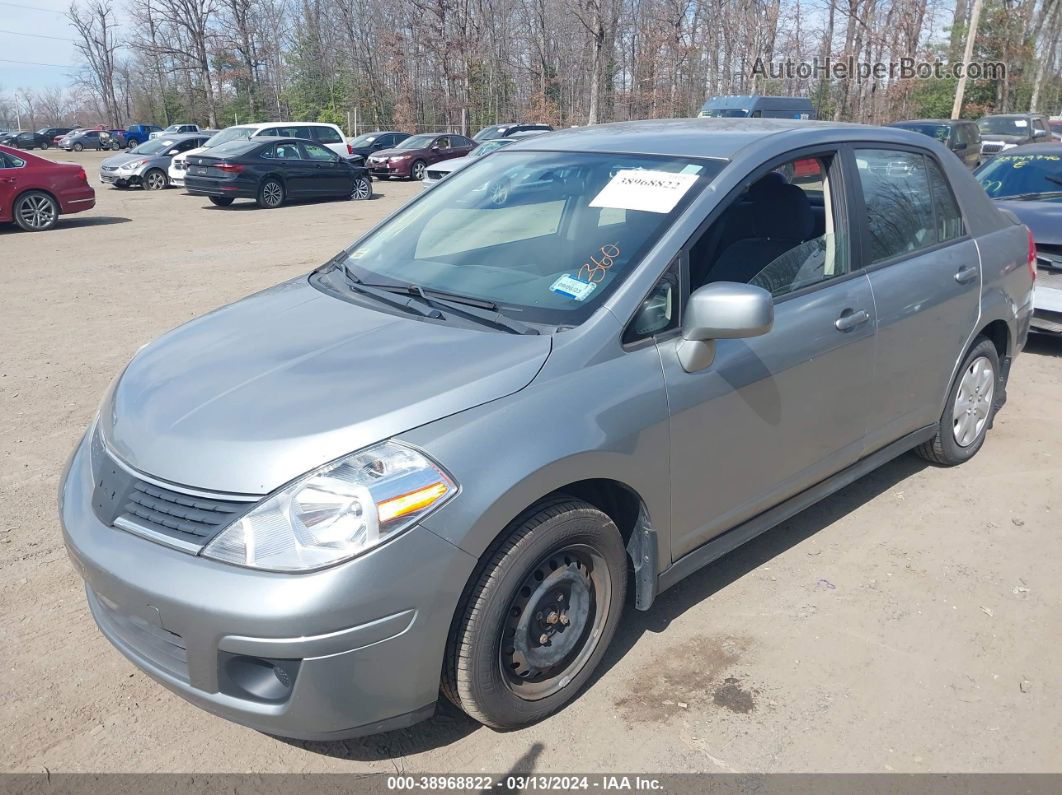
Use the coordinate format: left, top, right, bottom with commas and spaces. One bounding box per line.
143, 169, 167, 191
411, 160, 426, 181
14, 192, 58, 231
499, 543, 612, 701
350, 176, 372, 201
952, 355, 994, 447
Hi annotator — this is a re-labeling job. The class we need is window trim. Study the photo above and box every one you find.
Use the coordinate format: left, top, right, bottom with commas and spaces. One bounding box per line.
846, 143, 972, 274
622, 258, 684, 349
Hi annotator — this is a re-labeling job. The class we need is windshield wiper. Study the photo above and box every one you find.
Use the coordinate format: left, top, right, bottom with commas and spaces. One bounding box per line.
412, 286, 539, 335
1046, 175, 1062, 188
997, 190, 1062, 201
346, 274, 444, 320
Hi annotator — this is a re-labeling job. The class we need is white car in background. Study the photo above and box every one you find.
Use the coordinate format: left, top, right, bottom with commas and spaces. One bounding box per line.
149, 123, 202, 140
421, 131, 546, 189
169, 121, 354, 187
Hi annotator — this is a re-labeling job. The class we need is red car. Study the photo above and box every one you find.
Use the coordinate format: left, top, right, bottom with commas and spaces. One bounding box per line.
365, 132, 476, 180
0, 144, 96, 231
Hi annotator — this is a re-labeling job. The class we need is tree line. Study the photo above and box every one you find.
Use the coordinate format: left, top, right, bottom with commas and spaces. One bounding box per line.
1, 0, 1060, 134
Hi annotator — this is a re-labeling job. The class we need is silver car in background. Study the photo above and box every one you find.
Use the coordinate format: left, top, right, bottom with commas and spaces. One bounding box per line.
61, 119, 1034, 741
98, 133, 213, 190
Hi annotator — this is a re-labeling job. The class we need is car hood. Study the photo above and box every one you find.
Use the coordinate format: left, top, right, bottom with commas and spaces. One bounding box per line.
101, 152, 145, 168
100, 278, 552, 494
994, 199, 1062, 246
431, 156, 471, 173
369, 147, 426, 159
981, 134, 1030, 144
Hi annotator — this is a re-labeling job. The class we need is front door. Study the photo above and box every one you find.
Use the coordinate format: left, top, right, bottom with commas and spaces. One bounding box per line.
661, 149, 877, 560
300, 142, 348, 195
850, 148, 982, 452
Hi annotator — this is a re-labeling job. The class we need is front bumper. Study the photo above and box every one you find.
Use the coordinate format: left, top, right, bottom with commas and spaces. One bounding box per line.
60, 430, 477, 740
368, 160, 409, 178
100, 170, 141, 187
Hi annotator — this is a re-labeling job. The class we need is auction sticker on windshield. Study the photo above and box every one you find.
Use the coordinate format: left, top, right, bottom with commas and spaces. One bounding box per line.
550, 274, 598, 301
590, 169, 699, 214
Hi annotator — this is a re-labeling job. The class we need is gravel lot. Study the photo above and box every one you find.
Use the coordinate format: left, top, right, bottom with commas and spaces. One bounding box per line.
2, 149, 1060, 774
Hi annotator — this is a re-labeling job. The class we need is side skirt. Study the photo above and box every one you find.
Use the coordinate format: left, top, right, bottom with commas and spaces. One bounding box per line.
652, 425, 936, 602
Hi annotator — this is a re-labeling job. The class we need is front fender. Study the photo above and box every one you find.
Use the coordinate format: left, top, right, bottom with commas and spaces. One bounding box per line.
401, 340, 672, 574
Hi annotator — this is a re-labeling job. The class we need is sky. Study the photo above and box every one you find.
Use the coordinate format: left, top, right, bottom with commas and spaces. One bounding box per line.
0, 0, 83, 93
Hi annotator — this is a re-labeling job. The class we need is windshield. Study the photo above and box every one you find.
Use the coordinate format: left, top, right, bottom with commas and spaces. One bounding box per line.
336, 151, 721, 325
204, 126, 254, 147
895, 123, 950, 142
975, 152, 1062, 199
131, 138, 179, 155
394, 134, 435, 150
348, 133, 379, 146
470, 139, 514, 158
978, 117, 1030, 136
473, 125, 510, 141
701, 108, 750, 118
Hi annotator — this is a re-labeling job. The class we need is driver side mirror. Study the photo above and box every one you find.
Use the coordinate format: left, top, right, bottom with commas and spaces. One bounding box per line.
676, 282, 773, 372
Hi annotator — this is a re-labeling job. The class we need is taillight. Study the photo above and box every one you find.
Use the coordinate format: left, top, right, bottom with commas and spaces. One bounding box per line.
215, 162, 244, 173
347, 143, 354, 155
77, 168, 87, 183
1026, 226, 1037, 282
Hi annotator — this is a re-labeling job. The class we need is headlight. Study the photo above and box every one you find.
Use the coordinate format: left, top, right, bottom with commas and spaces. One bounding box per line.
202, 441, 456, 572
121, 159, 146, 170
390, 154, 411, 161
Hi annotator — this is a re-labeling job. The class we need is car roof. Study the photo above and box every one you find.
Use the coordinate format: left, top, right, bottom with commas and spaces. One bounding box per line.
230, 121, 339, 131
155, 132, 209, 141
890, 119, 968, 126
504, 117, 913, 159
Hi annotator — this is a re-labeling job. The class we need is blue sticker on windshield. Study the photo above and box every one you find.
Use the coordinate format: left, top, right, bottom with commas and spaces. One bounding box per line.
550, 274, 597, 301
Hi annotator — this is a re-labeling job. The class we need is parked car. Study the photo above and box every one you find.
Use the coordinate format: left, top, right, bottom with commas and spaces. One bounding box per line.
978, 113, 1054, 157
974, 144, 1062, 334
346, 131, 411, 162
165, 129, 227, 187
699, 95, 816, 119
122, 124, 163, 149
61, 129, 112, 151
9, 127, 75, 150
0, 143, 95, 231
149, 123, 201, 140
60, 119, 1033, 741
422, 132, 545, 188
472, 122, 554, 142
888, 119, 982, 168
183, 136, 373, 208
0, 131, 22, 145
366, 132, 475, 180
102, 129, 127, 149
98, 133, 212, 190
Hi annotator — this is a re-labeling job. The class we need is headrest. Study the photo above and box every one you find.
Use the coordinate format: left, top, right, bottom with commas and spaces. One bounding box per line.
751, 181, 814, 240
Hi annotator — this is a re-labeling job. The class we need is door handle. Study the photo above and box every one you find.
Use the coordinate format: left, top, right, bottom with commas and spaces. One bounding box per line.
954, 265, 978, 284
835, 308, 870, 331
0, 177, 14, 184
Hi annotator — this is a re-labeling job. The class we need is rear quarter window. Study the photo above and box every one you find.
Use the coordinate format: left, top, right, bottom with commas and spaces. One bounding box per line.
313, 126, 343, 144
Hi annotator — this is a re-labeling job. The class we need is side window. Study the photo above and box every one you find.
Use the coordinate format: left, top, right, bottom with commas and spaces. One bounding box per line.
302, 142, 337, 162
435, 136, 450, 149
689, 151, 848, 299
925, 157, 965, 242
854, 149, 936, 263
293, 126, 313, 140
175, 138, 200, 152
314, 126, 342, 144
262, 127, 279, 137
271, 143, 301, 160
951, 125, 965, 146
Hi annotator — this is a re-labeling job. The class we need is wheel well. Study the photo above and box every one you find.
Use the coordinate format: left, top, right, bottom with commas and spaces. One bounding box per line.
14, 187, 58, 209
978, 319, 1010, 359
545, 478, 642, 547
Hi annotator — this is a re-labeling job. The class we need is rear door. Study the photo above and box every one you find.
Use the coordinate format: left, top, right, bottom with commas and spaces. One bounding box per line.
264, 141, 314, 196
851, 147, 980, 453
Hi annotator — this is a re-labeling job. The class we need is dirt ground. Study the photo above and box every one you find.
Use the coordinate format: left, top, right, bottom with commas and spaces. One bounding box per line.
1, 149, 1060, 774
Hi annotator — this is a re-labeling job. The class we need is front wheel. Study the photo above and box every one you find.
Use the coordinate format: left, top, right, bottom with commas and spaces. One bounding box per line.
209, 196, 234, 207
350, 175, 372, 201
257, 178, 284, 208
13, 191, 59, 231
111, 140, 121, 150
73, 142, 83, 152
142, 169, 167, 191
40, 141, 50, 150
915, 337, 1000, 466
410, 160, 427, 181
442, 498, 627, 729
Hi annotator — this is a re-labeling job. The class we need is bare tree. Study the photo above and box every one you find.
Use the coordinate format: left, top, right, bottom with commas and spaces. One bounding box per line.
68, 0, 122, 126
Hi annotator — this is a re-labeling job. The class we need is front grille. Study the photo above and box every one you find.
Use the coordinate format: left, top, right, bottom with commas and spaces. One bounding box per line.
982, 143, 1003, 154
90, 589, 189, 681
425, 170, 446, 181
90, 427, 254, 550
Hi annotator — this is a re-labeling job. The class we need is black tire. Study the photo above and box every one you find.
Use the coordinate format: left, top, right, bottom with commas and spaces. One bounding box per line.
410, 160, 427, 181
350, 175, 372, 201
915, 337, 1001, 466
209, 196, 234, 207
142, 169, 167, 191
126, 139, 139, 149
111, 140, 121, 151
73, 142, 83, 152
13, 190, 59, 232
442, 497, 627, 729
40, 141, 49, 150
256, 177, 285, 208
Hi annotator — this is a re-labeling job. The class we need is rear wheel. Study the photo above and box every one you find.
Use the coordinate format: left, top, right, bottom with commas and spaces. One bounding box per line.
110, 140, 121, 151
40, 141, 50, 150
13, 191, 59, 232
410, 160, 427, 181
126, 139, 139, 149
442, 498, 627, 729
350, 175, 372, 201
257, 178, 284, 208
142, 169, 167, 191
915, 337, 1000, 466
209, 196, 234, 207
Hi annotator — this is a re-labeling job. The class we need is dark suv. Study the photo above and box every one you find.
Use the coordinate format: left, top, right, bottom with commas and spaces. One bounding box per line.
472, 122, 553, 142
11, 127, 75, 150
888, 119, 982, 168
977, 113, 1053, 157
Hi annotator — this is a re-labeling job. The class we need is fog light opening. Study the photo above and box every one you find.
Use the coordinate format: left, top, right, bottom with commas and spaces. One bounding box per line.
219, 653, 301, 704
